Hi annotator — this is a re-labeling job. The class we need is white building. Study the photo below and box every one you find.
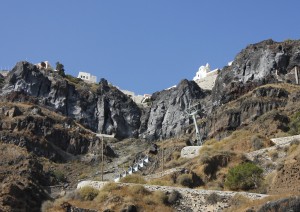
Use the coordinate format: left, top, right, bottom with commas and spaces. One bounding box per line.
193, 63, 219, 90
0, 70, 9, 77
120, 89, 152, 104
35, 61, 52, 70
77, 72, 97, 83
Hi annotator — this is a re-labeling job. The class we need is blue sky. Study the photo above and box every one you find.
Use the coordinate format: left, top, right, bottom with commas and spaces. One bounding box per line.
1, 1, 300, 94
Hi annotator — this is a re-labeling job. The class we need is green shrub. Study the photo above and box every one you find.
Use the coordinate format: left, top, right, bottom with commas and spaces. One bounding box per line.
119, 174, 146, 184
78, 186, 99, 201
225, 162, 263, 190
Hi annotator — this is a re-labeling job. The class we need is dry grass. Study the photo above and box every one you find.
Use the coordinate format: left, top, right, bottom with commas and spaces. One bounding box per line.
119, 174, 147, 184
202, 129, 272, 154
78, 186, 99, 201
49, 183, 173, 212
148, 178, 174, 186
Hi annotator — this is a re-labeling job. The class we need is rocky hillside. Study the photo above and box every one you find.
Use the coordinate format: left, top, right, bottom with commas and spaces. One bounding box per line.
1, 39, 300, 211
0, 62, 207, 141
0, 143, 49, 211
2, 40, 300, 143
212, 39, 300, 106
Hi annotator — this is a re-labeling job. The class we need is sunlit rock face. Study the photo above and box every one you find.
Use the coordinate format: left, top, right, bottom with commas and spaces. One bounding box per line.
212, 39, 300, 106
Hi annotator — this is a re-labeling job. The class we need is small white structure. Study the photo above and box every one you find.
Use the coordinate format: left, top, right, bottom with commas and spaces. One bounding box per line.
35, 61, 52, 70
193, 63, 211, 81
0, 70, 9, 77
193, 63, 219, 90
77, 72, 97, 83
120, 89, 152, 104
181, 146, 202, 158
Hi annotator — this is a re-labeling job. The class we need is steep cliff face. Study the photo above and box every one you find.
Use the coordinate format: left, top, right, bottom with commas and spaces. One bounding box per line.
0, 62, 141, 139
140, 79, 209, 140
0, 62, 209, 141
202, 85, 292, 140
212, 39, 300, 106
1, 39, 300, 143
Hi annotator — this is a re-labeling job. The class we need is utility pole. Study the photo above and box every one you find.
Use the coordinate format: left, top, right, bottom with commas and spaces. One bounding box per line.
161, 148, 164, 176
185, 102, 202, 146
295, 66, 299, 85
101, 136, 104, 181
95, 133, 115, 182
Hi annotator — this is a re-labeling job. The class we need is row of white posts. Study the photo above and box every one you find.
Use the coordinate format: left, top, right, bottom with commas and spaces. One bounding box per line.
114, 155, 149, 182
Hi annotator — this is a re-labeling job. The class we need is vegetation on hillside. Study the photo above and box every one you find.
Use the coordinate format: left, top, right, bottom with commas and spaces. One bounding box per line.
225, 162, 263, 190
43, 183, 174, 212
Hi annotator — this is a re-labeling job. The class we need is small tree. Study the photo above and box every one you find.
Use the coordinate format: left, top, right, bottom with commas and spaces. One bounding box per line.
225, 162, 263, 190
56, 62, 65, 77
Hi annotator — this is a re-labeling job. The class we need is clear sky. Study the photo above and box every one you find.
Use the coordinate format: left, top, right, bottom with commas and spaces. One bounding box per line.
1, 1, 300, 94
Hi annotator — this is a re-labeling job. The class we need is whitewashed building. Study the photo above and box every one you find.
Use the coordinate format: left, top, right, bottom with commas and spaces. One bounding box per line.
193, 63, 219, 90
77, 72, 97, 83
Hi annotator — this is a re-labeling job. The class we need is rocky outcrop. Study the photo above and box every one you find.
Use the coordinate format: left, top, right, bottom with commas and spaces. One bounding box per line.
0, 62, 141, 139
0, 143, 49, 212
202, 85, 291, 139
139, 79, 208, 140
212, 39, 300, 106
96, 79, 141, 138
0, 103, 116, 162
0, 73, 4, 84
1, 39, 300, 143
0, 63, 209, 141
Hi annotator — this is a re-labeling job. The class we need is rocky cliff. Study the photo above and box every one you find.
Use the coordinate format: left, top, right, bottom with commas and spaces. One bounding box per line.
0, 143, 49, 212
139, 79, 209, 140
0, 62, 141, 139
198, 39, 300, 140
0, 62, 209, 142
212, 39, 300, 106
1, 39, 300, 144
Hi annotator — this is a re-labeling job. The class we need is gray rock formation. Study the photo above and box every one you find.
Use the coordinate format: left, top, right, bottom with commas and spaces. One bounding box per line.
0, 62, 141, 139
140, 79, 208, 140
212, 39, 300, 106
1, 39, 300, 143
0, 62, 209, 141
